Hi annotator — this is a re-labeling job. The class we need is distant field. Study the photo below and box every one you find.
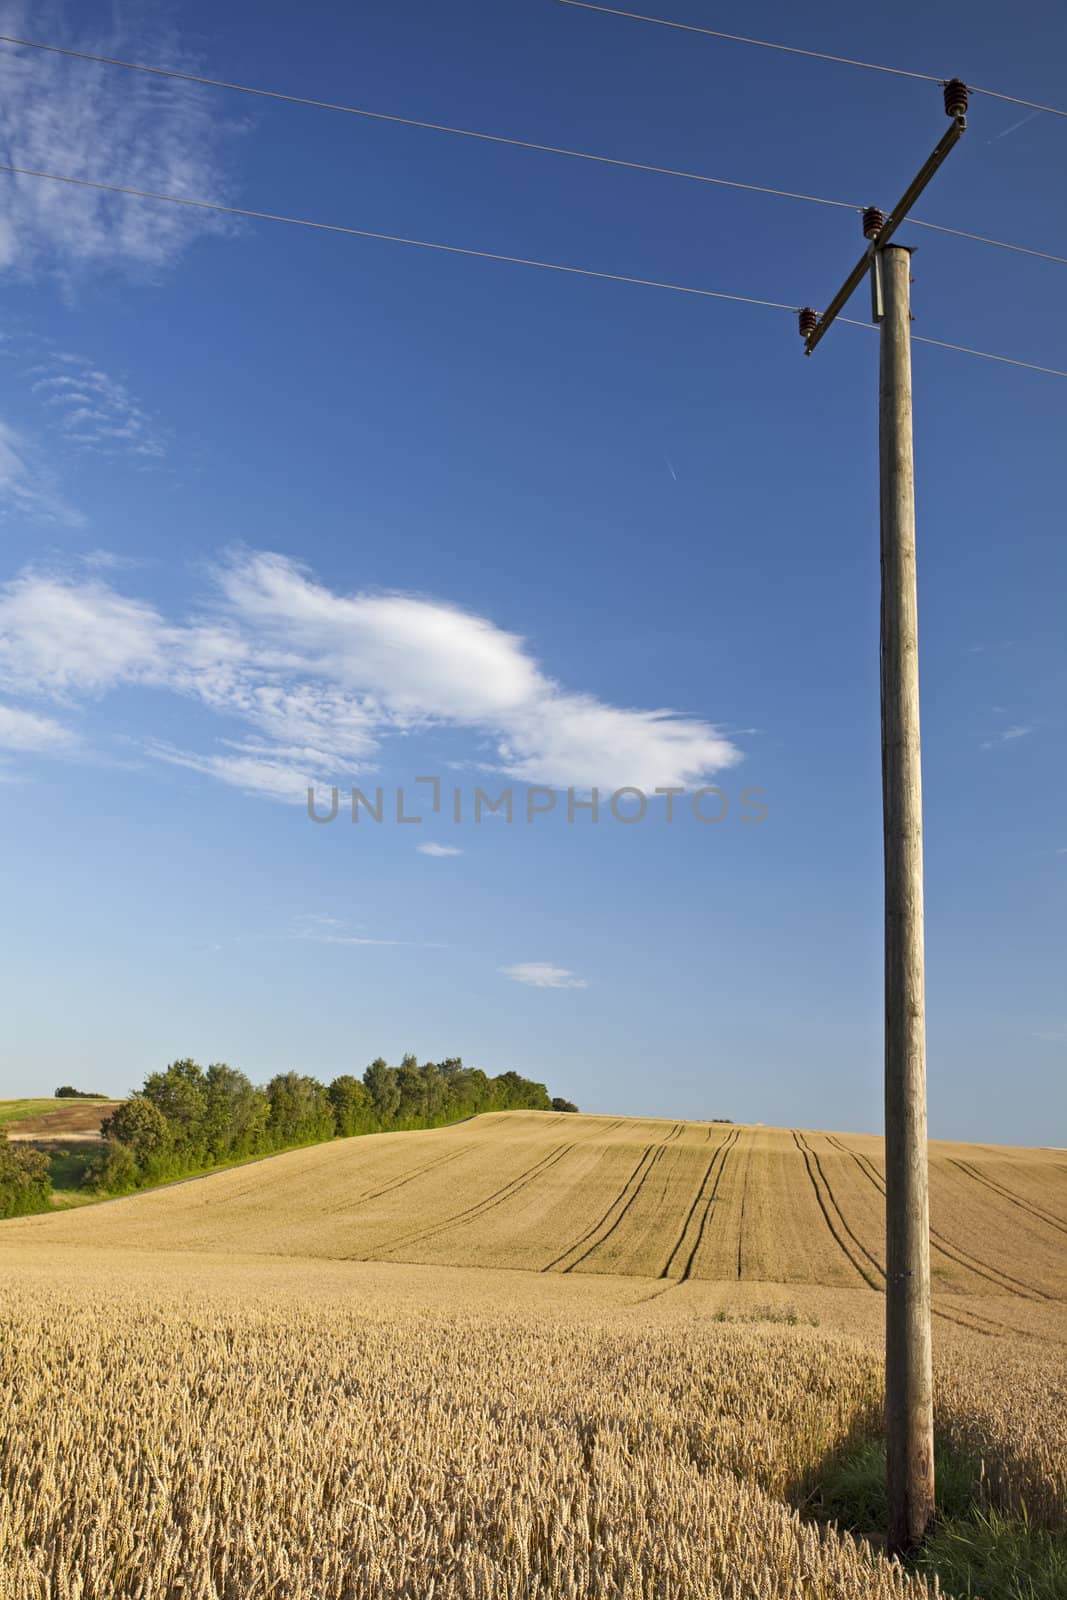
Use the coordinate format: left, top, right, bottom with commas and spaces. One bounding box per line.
10, 1113, 1065, 1321
0, 1098, 75, 1129
1, 1097, 120, 1142
2, 1112, 1064, 1598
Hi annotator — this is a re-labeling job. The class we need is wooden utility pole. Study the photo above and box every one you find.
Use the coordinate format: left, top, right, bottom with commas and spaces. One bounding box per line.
798, 79, 969, 1556
879, 243, 934, 1554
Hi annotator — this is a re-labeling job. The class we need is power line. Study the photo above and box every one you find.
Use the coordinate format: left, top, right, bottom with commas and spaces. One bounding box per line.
913, 333, 1067, 376
907, 220, 1066, 267
839, 315, 1067, 377
0, 33, 1062, 268
555, 1, 1067, 120
0, 32, 863, 211
966, 82, 1067, 119
0, 161, 794, 310
3, 160, 1064, 379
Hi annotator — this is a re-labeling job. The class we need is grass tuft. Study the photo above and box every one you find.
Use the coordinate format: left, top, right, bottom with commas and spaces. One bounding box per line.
804, 1436, 1067, 1600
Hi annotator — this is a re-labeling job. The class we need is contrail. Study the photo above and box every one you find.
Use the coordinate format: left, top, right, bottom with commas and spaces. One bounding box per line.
990, 109, 1040, 141
665, 456, 677, 481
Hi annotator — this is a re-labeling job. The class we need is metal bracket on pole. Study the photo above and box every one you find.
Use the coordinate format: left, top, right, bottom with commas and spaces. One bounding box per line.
870, 248, 884, 323
798, 82, 968, 356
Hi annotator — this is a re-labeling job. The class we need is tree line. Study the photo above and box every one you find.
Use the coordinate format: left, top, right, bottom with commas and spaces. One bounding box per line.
90, 1057, 577, 1193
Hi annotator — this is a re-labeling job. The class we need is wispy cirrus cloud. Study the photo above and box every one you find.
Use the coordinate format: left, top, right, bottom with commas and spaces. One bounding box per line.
980, 724, 1035, 750
501, 962, 588, 990
417, 842, 463, 857
0, 699, 74, 750
0, 2, 240, 280
30, 352, 166, 460
290, 913, 445, 950
0, 548, 742, 796
0, 418, 84, 525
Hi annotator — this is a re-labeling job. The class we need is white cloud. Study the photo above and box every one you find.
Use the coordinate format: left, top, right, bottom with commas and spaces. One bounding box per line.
150, 744, 327, 804
0, 3, 239, 279
501, 962, 588, 990
0, 419, 83, 524
0, 700, 74, 750
30, 354, 166, 460
210, 551, 740, 790
0, 550, 743, 794
417, 842, 463, 857
291, 912, 444, 949
980, 724, 1035, 750
216, 551, 544, 722
0, 570, 171, 692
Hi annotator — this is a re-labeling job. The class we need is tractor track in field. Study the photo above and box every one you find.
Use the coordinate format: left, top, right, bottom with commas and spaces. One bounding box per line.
797, 1138, 1056, 1338
560, 1144, 671, 1274
571, 1117, 626, 1139
825, 1135, 1053, 1302
325, 1144, 476, 1214
372, 1141, 576, 1255
792, 1131, 882, 1291
737, 1153, 750, 1280
541, 1144, 658, 1272
676, 1128, 742, 1282
658, 1132, 737, 1280
931, 1301, 1066, 1345
551, 1128, 686, 1274
949, 1158, 1067, 1238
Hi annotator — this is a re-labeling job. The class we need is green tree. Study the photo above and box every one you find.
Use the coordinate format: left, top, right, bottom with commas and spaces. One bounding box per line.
265, 1073, 334, 1148
101, 1096, 170, 1163
202, 1064, 269, 1161
363, 1059, 400, 1125
551, 1097, 579, 1113
395, 1054, 426, 1126
328, 1075, 374, 1137
454, 1067, 491, 1116
419, 1062, 448, 1123
494, 1070, 551, 1111
141, 1060, 208, 1161
88, 1139, 140, 1193
0, 1132, 51, 1217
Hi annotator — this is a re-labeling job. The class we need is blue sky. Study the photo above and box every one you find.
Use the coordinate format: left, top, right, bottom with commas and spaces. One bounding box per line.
0, 0, 1063, 1144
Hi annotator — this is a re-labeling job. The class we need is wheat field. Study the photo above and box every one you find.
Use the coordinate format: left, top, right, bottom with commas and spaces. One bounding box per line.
1, 1112, 1065, 1598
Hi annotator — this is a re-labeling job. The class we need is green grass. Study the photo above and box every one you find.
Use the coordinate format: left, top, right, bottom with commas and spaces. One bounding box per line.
922, 1509, 1067, 1600
0, 1099, 67, 1128
713, 1303, 820, 1327
804, 1437, 1067, 1600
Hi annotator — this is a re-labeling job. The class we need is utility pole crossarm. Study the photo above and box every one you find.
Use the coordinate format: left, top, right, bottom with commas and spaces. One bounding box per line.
801, 81, 968, 356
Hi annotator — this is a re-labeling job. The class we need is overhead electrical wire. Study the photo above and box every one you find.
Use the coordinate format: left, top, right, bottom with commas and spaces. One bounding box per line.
0, 33, 1062, 268
554, 1, 1067, 120
2, 161, 1063, 379
0, 162, 796, 310
837, 317, 1067, 377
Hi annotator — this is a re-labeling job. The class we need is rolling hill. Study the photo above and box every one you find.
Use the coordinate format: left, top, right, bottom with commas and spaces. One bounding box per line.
6, 1112, 1065, 1308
